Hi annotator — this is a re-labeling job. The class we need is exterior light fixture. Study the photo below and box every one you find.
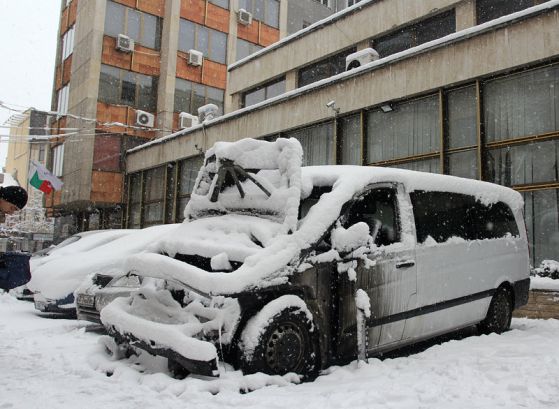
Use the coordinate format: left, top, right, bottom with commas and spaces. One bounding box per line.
380, 103, 394, 113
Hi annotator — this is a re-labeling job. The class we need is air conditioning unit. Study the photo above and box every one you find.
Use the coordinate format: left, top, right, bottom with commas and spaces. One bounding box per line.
187, 49, 203, 66
116, 34, 134, 53
179, 112, 199, 129
198, 104, 219, 123
238, 8, 253, 25
345, 47, 380, 71
135, 110, 155, 128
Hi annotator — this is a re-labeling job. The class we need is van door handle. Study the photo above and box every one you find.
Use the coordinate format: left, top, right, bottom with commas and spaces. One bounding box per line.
396, 260, 415, 269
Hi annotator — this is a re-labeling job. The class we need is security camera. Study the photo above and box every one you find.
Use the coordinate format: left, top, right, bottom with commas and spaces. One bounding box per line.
326, 100, 336, 108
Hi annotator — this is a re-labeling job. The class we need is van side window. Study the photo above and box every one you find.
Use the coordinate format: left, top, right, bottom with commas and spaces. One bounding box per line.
410, 191, 519, 243
344, 188, 400, 246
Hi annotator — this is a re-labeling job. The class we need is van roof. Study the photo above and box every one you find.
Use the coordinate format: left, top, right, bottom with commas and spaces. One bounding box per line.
301, 166, 524, 212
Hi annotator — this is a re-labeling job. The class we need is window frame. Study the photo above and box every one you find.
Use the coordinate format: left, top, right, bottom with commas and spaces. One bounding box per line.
99, 64, 158, 111
178, 18, 228, 64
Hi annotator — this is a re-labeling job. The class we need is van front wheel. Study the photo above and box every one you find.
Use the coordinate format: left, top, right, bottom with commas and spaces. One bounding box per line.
238, 308, 318, 378
478, 287, 512, 335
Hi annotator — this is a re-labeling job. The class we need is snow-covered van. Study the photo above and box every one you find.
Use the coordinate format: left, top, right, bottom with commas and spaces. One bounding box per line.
101, 138, 530, 379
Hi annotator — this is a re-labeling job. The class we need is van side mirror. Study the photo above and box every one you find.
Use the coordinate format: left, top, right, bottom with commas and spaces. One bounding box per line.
331, 222, 371, 254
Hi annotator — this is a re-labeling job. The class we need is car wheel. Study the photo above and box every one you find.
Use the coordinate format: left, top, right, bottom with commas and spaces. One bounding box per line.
478, 287, 513, 335
239, 307, 318, 378
167, 358, 190, 379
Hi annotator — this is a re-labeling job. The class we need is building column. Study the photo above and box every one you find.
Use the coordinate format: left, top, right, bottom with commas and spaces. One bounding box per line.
156, 0, 182, 137
285, 69, 298, 92
224, 0, 240, 114
456, 0, 476, 31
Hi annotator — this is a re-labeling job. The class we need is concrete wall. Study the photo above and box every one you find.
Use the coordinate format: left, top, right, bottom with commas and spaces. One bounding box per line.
286, 0, 335, 35
227, 0, 468, 95
63, 0, 107, 204
126, 6, 559, 173
514, 290, 559, 320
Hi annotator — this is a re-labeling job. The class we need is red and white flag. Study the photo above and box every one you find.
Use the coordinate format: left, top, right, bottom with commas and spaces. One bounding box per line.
28, 161, 63, 194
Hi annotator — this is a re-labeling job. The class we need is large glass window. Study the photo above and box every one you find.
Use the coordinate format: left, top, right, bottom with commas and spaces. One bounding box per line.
143, 166, 166, 226
99, 64, 158, 111
366, 94, 440, 168
523, 189, 559, 265
209, 0, 229, 9
476, 0, 542, 24
338, 114, 362, 165
298, 48, 356, 88
486, 139, 559, 187
242, 77, 286, 107
176, 156, 204, 222
239, 0, 280, 28
446, 85, 478, 179
236, 38, 264, 62
174, 78, 224, 115
104, 1, 162, 49
373, 10, 455, 58
484, 65, 559, 143
57, 85, 70, 115
286, 122, 335, 166
178, 19, 228, 64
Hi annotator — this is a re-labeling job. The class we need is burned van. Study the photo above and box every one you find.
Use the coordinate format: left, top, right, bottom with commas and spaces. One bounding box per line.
101, 138, 530, 379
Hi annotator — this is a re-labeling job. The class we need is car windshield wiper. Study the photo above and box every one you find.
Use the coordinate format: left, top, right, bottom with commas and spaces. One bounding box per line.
209, 159, 272, 203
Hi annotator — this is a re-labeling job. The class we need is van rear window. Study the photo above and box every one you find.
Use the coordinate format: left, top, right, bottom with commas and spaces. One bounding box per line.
410, 191, 519, 243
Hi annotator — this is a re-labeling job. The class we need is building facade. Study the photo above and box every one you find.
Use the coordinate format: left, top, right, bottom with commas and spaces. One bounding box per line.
124, 0, 559, 266
48, 0, 333, 238
3, 109, 54, 251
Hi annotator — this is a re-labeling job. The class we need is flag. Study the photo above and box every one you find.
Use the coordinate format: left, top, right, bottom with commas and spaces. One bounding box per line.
28, 161, 63, 194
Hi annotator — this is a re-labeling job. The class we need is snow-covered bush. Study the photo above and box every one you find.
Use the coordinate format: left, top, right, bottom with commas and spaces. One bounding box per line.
532, 260, 559, 280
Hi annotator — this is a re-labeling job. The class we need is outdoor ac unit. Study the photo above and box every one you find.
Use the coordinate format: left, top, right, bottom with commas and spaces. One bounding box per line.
187, 49, 203, 66
238, 8, 253, 25
179, 112, 199, 129
135, 110, 155, 128
198, 104, 219, 123
345, 47, 380, 71
116, 34, 134, 53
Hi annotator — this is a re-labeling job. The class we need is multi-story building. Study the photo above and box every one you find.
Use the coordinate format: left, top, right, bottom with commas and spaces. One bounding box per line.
3, 109, 54, 251
48, 0, 335, 238
124, 0, 559, 266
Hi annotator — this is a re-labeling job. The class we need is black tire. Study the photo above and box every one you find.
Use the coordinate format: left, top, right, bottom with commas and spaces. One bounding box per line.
239, 308, 318, 378
478, 287, 513, 335
167, 359, 190, 379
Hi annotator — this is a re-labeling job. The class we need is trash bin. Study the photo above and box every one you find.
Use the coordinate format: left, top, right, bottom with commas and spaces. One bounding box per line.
0, 252, 32, 291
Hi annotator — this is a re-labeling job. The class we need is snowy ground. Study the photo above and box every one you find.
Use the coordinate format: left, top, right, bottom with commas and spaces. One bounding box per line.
1, 293, 558, 409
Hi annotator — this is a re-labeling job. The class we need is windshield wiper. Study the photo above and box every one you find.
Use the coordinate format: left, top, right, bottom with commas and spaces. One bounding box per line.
210, 159, 272, 202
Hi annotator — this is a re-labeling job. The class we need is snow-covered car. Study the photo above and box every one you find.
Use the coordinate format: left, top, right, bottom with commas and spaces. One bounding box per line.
74, 224, 179, 323
101, 138, 530, 379
29, 229, 139, 315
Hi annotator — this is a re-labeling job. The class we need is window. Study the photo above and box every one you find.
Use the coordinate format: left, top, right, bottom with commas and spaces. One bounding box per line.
38, 145, 46, 162
242, 77, 286, 107
178, 19, 228, 64
346, 0, 362, 6
104, 0, 162, 49
366, 94, 440, 168
344, 188, 400, 247
476, 0, 542, 24
410, 191, 519, 244
372, 10, 455, 58
523, 189, 559, 265
239, 0, 280, 28
286, 122, 335, 166
176, 156, 204, 221
314, 0, 330, 6
127, 173, 142, 228
446, 85, 478, 179
61, 26, 75, 61
209, 0, 229, 9
236, 38, 264, 61
484, 65, 559, 143
298, 48, 356, 88
57, 85, 70, 115
338, 115, 361, 165
52, 144, 64, 177
143, 166, 166, 226
99, 64, 158, 111
174, 78, 224, 115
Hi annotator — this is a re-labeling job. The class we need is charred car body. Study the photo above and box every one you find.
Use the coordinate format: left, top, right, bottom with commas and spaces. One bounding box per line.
101, 138, 530, 378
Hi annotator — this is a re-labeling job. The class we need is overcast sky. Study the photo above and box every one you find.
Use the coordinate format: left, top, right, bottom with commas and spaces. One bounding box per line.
0, 0, 60, 168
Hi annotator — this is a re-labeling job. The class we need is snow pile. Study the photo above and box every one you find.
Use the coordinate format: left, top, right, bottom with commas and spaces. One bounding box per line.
28, 225, 178, 300
331, 222, 371, 254
186, 137, 303, 234
532, 259, 559, 280
355, 289, 371, 318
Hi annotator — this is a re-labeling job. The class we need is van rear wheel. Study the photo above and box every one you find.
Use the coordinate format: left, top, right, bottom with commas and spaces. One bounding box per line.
478, 287, 512, 335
